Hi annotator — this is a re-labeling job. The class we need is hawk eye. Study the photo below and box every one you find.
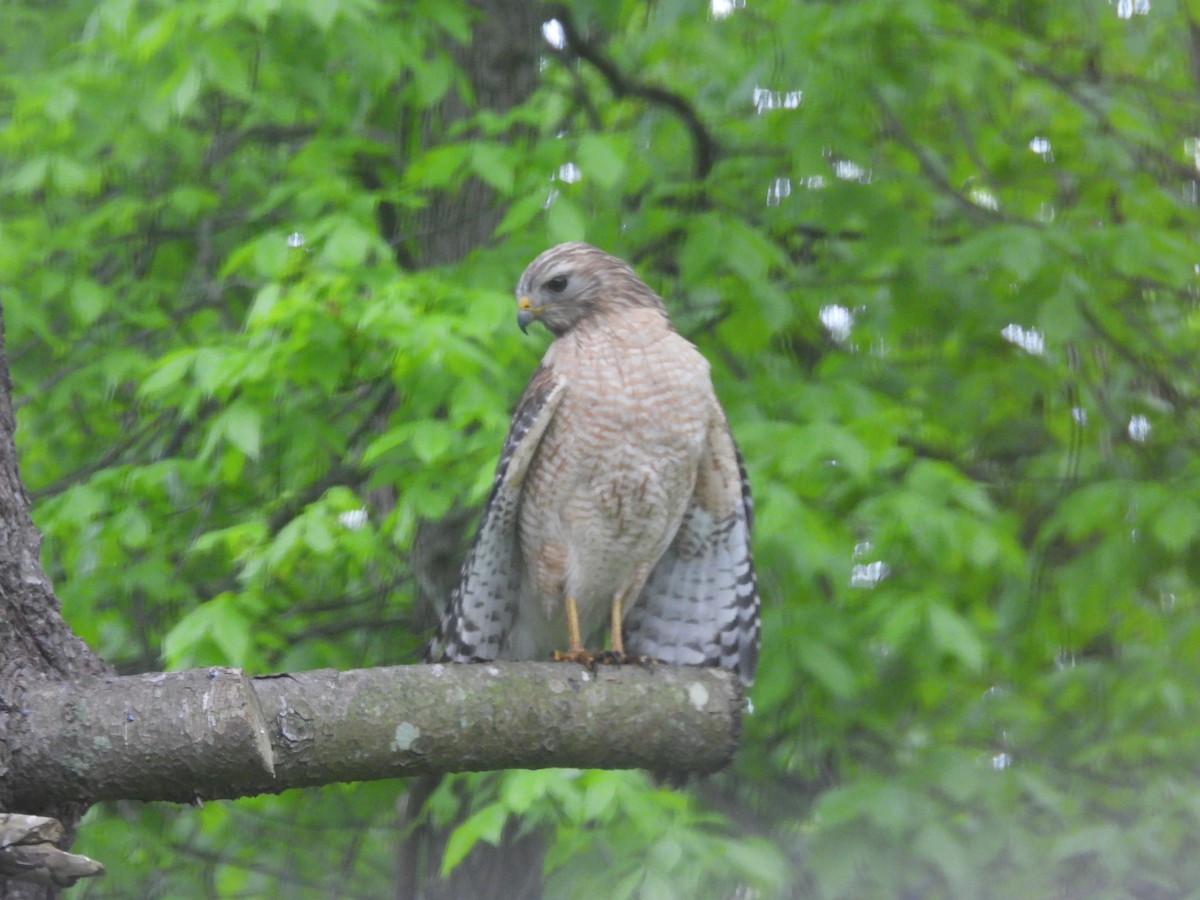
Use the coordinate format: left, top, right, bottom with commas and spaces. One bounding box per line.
545, 275, 569, 293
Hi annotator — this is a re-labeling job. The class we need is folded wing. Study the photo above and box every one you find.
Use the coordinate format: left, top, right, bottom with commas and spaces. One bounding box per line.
426, 365, 565, 663
624, 415, 761, 685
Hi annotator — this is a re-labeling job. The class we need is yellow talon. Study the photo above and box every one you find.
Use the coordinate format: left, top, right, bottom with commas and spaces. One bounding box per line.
551, 594, 632, 668
552, 596, 594, 665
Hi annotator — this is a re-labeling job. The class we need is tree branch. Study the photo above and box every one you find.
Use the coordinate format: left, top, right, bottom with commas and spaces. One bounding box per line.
550, 7, 720, 179
9, 662, 743, 809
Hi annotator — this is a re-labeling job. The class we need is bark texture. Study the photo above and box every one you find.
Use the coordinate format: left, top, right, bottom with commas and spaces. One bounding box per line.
7, 663, 742, 808
0, 301, 111, 899
0, 816, 103, 890
386, 0, 547, 271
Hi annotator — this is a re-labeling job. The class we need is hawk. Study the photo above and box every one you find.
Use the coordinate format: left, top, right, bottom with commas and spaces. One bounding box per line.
427, 242, 760, 685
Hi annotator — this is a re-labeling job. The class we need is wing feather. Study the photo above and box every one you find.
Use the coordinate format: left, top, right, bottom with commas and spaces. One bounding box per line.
624, 416, 761, 685
425, 364, 565, 662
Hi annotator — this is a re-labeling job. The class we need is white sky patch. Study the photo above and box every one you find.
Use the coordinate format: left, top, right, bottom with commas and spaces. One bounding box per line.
541, 19, 565, 50
710, 0, 745, 19
820, 304, 854, 343
1128, 414, 1151, 442
338, 508, 368, 531
1115, 0, 1150, 18
753, 86, 802, 114
766, 176, 791, 206
832, 159, 871, 183
851, 560, 891, 589
1186, 137, 1200, 171
970, 186, 1000, 210
1029, 136, 1053, 161
1001, 323, 1045, 355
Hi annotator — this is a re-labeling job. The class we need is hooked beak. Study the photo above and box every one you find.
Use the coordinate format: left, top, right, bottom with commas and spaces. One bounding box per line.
517, 296, 535, 334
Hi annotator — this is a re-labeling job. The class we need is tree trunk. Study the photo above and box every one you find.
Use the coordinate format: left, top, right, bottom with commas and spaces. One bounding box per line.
385, 0, 546, 272
0, 301, 110, 899
393, 5, 556, 897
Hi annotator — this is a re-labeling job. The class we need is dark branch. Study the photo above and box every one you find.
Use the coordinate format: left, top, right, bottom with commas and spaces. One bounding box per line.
550, 8, 720, 179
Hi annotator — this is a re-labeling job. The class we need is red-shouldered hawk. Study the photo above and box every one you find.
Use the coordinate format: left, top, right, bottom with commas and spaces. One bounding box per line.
427, 242, 760, 684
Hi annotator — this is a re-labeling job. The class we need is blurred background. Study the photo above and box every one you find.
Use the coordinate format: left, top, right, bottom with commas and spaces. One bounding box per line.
3, 0, 1199, 896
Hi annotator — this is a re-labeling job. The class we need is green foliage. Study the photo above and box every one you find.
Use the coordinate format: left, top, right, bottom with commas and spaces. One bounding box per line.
434, 770, 789, 897
2, 0, 1199, 896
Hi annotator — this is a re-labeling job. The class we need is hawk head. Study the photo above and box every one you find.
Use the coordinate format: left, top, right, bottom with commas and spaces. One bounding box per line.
515, 242, 667, 336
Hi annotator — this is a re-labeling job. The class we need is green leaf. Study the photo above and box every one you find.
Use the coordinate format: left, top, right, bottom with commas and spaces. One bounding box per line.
927, 605, 984, 671
70, 279, 108, 326
304, 516, 334, 554
44, 84, 79, 122
411, 53, 454, 105
582, 776, 617, 820
1151, 496, 1200, 553
797, 639, 857, 698
405, 143, 470, 189
172, 66, 203, 116
162, 594, 251, 667
495, 191, 548, 237
441, 803, 508, 875
470, 142, 515, 194
410, 421, 453, 464
7, 157, 49, 194
500, 770, 550, 815
578, 134, 625, 189
52, 156, 89, 193
140, 351, 195, 397
191, 347, 227, 395
56, 484, 106, 526
879, 597, 923, 646
362, 426, 408, 465
246, 283, 282, 328
1053, 824, 1122, 862
546, 197, 586, 242
222, 403, 262, 459
915, 824, 973, 894
304, 0, 339, 30
320, 219, 374, 268
114, 507, 152, 549
251, 232, 292, 277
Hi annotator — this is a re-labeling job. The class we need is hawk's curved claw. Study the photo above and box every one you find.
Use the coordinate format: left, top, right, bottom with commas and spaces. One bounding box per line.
612, 652, 658, 670
553, 648, 596, 668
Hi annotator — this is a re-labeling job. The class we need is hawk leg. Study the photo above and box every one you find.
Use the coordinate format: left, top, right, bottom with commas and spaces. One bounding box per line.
610, 594, 625, 656
591, 594, 629, 666
551, 593, 654, 669
553, 595, 595, 666
594, 594, 654, 669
